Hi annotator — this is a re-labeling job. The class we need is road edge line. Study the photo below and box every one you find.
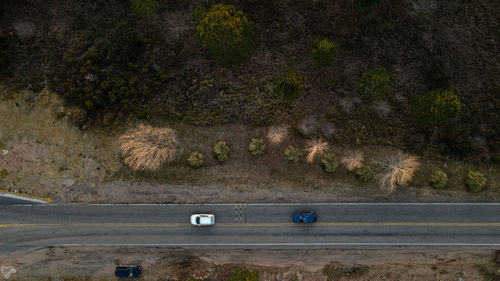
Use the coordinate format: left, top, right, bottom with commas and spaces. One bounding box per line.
0, 189, 52, 204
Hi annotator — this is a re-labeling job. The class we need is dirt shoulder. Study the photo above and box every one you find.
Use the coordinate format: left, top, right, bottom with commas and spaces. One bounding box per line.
1, 247, 498, 281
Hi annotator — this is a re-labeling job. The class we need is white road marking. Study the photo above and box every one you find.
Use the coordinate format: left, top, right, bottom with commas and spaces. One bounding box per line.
61, 243, 500, 246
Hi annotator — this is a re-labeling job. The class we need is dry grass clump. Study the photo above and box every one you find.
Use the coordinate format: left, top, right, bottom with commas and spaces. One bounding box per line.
267, 125, 289, 144
341, 150, 364, 171
305, 139, 329, 163
377, 151, 420, 192
120, 124, 178, 171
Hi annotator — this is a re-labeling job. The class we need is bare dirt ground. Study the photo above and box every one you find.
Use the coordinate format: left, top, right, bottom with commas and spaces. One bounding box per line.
0, 83, 499, 203
0, 247, 498, 281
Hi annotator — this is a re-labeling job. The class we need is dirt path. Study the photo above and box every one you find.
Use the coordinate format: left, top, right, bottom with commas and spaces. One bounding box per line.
0, 247, 497, 280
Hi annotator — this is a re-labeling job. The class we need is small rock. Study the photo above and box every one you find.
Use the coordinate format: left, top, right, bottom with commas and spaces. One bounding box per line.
61, 177, 76, 187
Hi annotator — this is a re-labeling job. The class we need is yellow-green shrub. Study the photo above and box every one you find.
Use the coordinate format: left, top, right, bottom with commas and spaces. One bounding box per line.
311, 38, 338, 66
355, 164, 373, 182
465, 170, 486, 192
413, 89, 461, 126
213, 140, 230, 162
357, 66, 395, 100
274, 70, 306, 103
284, 145, 301, 163
249, 138, 265, 155
321, 153, 338, 173
196, 4, 255, 65
428, 170, 448, 189
187, 152, 205, 168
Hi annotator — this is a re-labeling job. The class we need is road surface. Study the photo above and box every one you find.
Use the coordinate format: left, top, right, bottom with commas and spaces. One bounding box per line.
1, 203, 500, 255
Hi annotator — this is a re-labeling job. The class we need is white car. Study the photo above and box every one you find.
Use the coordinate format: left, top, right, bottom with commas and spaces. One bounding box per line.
190, 214, 215, 226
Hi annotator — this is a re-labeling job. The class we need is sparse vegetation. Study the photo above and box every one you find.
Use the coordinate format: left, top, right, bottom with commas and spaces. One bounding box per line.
357, 67, 395, 101
0, 168, 8, 179
129, 0, 159, 17
377, 151, 421, 192
191, 5, 207, 24
465, 170, 487, 192
341, 150, 364, 171
187, 152, 205, 168
413, 89, 461, 126
213, 140, 230, 162
355, 164, 373, 182
267, 125, 289, 145
428, 170, 448, 189
305, 139, 329, 163
249, 138, 265, 155
196, 4, 255, 65
321, 153, 338, 173
229, 268, 258, 281
311, 38, 338, 66
274, 70, 306, 103
120, 125, 178, 171
284, 145, 302, 163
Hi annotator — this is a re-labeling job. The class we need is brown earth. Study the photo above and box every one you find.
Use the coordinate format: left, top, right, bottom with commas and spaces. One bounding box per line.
1, 247, 499, 281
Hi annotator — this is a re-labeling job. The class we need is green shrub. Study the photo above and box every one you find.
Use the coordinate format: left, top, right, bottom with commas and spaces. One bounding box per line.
192, 5, 207, 24
357, 67, 394, 101
106, 22, 144, 64
187, 152, 205, 168
284, 145, 301, 163
321, 153, 338, 173
213, 141, 230, 162
196, 4, 255, 65
354, 0, 383, 13
311, 38, 338, 66
428, 170, 448, 189
465, 170, 486, 192
355, 164, 373, 182
129, 0, 159, 17
413, 89, 461, 126
229, 269, 258, 281
249, 138, 265, 155
0, 168, 8, 179
274, 70, 306, 103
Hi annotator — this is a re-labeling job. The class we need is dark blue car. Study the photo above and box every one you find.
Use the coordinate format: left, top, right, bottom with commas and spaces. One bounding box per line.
293, 212, 317, 223
115, 266, 141, 278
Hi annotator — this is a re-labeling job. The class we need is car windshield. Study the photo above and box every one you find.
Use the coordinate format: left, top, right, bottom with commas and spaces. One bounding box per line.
196, 217, 200, 224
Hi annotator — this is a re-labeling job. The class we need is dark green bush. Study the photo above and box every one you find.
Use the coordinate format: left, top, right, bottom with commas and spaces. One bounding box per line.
413, 89, 461, 126
354, 0, 383, 13
428, 170, 448, 189
249, 138, 265, 155
274, 70, 306, 103
0, 36, 11, 74
229, 269, 258, 281
284, 145, 301, 163
321, 153, 338, 173
129, 0, 159, 17
196, 4, 255, 65
355, 164, 373, 182
192, 5, 207, 24
465, 170, 486, 192
187, 152, 205, 168
357, 67, 395, 101
106, 22, 144, 64
213, 141, 230, 162
311, 38, 338, 66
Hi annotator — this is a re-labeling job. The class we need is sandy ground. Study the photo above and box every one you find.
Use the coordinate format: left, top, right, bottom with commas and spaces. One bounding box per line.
0, 247, 498, 281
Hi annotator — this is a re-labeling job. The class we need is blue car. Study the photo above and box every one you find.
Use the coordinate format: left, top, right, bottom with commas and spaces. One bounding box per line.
293, 212, 317, 223
115, 265, 141, 278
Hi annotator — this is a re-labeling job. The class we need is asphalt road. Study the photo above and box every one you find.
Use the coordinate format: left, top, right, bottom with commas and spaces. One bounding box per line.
1, 203, 500, 255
